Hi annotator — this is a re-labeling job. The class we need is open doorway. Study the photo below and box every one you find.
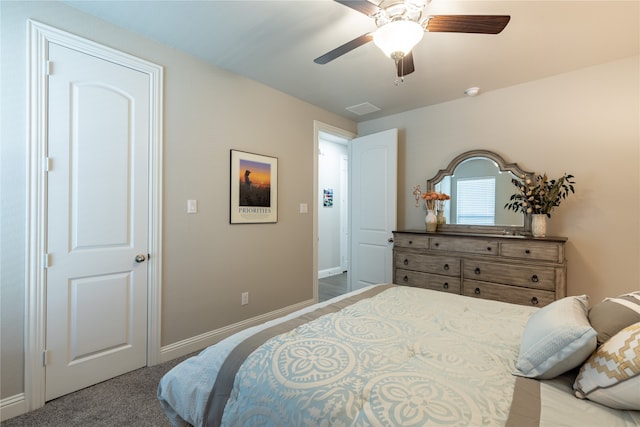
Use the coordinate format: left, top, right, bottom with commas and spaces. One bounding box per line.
318, 132, 349, 301
313, 122, 355, 302
313, 123, 397, 301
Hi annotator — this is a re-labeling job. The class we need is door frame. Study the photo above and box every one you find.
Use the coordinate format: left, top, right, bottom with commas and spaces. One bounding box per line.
25, 20, 163, 411
313, 121, 355, 300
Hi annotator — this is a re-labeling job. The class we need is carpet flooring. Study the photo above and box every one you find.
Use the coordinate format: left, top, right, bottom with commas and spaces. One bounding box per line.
1, 353, 195, 427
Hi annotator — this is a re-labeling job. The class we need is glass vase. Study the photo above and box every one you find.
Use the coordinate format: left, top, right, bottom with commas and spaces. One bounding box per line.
425, 210, 437, 232
531, 214, 547, 237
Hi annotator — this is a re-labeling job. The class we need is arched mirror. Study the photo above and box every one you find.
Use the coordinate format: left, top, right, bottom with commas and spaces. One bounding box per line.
427, 150, 533, 235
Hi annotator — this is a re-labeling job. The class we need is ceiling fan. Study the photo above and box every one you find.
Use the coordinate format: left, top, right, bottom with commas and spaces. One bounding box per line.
314, 0, 510, 81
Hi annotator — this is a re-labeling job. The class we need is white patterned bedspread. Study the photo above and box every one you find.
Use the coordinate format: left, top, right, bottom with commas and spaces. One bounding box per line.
230, 287, 534, 427
220, 286, 534, 426
159, 286, 640, 426
158, 286, 381, 427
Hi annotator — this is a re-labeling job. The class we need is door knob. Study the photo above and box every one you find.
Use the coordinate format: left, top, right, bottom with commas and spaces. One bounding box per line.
135, 254, 146, 263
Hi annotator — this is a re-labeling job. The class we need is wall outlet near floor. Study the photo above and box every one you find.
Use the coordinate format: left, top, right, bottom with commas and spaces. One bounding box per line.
241, 292, 249, 305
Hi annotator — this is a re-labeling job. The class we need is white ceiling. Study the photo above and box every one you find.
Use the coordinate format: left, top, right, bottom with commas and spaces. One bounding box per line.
64, 0, 639, 122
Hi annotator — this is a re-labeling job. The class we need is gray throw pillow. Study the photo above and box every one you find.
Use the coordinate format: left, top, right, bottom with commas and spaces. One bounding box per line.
588, 291, 640, 345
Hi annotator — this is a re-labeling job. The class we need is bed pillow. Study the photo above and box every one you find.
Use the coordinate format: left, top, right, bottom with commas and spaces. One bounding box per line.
514, 295, 597, 380
573, 322, 640, 410
588, 291, 640, 345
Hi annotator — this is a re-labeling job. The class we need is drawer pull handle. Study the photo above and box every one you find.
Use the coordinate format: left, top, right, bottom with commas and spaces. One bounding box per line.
403, 276, 409, 282
474, 267, 481, 275
404, 259, 409, 265
525, 249, 531, 254
443, 264, 449, 271
434, 242, 439, 247
443, 282, 449, 289
531, 275, 539, 283
486, 247, 492, 251
474, 287, 481, 295
530, 297, 539, 305
409, 240, 413, 245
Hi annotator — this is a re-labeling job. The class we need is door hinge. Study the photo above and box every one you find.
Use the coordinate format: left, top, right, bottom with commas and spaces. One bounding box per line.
43, 350, 50, 366
43, 253, 51, 269
46, 61, 53, 76
44, 157, 52, 172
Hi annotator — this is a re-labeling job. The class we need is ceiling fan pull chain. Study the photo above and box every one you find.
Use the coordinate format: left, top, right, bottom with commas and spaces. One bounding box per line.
394, 56, 404, 86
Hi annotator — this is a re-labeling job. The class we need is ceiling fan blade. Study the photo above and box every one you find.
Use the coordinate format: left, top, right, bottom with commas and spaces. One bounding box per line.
314, 33, 374, 64
335, 0, 381, 16
397, 51, 415, 77
426, 15, 511, 34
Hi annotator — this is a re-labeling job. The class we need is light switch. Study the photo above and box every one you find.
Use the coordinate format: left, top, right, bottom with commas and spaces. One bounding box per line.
187, 199, 198, 214
299, 203, 308, 214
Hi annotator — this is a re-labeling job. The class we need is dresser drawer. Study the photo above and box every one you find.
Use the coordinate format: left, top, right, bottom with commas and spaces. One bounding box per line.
463, 280, 555, 307
430, 236, 498, 256
395, 252, 460, 276
462, 260, 556, 291
393, 233, 429, 249
396, 269, 461, 294
500, 241, 564, 263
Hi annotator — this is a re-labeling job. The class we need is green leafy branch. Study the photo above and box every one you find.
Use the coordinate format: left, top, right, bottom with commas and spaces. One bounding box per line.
504, 173, 576, 218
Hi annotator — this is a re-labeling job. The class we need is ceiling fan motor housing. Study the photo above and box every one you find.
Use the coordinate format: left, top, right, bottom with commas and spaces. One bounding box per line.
374, 0, 429, 28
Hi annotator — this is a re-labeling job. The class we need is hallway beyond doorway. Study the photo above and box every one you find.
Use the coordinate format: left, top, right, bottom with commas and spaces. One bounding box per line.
318, 272, 348, 302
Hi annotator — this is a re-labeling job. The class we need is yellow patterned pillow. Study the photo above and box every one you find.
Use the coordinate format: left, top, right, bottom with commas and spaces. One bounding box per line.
573, 322, 640, 410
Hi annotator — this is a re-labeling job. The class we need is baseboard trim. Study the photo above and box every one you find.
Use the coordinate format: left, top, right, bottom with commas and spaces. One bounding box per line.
159, 298, 316, 363
1, 393, 26, 422
318, 267, 343, 279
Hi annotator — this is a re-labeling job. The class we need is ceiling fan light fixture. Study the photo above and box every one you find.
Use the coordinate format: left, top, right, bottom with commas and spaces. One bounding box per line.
373, 20, 424, 59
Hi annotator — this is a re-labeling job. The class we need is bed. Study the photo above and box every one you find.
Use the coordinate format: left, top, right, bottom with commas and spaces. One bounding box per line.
158, 285, 640, 426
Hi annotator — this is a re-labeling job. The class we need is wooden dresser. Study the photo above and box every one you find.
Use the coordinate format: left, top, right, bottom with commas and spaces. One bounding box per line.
393, 230, 567, 307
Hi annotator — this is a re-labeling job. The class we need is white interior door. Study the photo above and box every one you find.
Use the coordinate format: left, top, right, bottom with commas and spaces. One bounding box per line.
350, 128, 398, 290
45, 43, 150, 400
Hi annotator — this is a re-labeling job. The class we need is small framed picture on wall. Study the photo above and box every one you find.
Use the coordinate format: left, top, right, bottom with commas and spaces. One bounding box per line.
230, 150, 278, 224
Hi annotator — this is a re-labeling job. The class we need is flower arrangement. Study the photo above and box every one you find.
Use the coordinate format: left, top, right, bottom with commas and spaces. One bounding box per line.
504, 173, 576, 218
421, 192, 450, 211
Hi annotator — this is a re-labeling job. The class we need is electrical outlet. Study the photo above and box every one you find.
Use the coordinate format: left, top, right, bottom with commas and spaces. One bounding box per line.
241, 292, 249, 306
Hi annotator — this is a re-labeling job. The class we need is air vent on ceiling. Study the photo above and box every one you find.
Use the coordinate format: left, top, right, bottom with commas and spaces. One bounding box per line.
345, 102, 381, 116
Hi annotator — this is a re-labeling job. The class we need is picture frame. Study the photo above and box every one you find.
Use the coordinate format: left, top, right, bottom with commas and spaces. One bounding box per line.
230, 150, 278, 224
323, 188, 333, 207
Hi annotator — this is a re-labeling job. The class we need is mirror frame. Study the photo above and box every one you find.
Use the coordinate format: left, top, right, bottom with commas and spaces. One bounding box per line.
426, 149, 534, 235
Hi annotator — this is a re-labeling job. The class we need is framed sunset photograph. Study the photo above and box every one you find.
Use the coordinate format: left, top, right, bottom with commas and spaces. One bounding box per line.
230, 150, 278, 224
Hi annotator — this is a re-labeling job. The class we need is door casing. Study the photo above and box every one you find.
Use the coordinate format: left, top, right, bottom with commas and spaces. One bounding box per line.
25, 20, 163, 412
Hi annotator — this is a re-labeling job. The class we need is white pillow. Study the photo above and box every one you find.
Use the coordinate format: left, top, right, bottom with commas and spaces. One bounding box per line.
573, 322, 640, 410
514, 295, 597, 379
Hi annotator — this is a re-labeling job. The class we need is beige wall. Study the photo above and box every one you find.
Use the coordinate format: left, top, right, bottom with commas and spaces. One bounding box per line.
359, 55, 640, 304
0, 1, 355, 400
2, 0, 638, 409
